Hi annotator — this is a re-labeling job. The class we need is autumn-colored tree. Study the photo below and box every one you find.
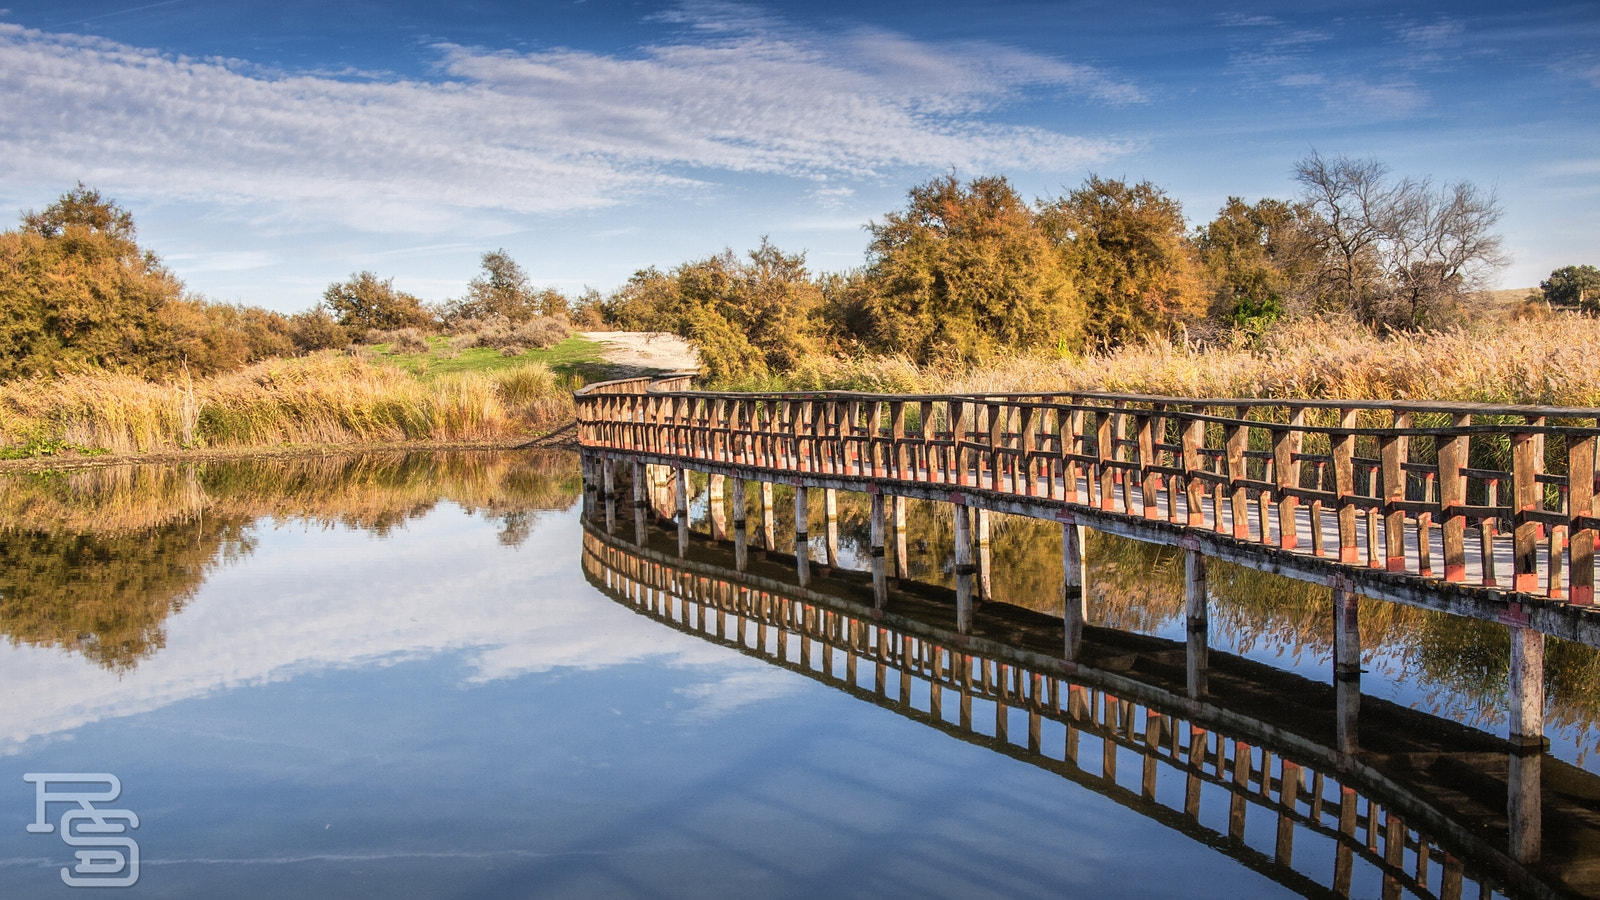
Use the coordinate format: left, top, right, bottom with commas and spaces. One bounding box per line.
861, 174, 1079, 362
0, 185, 185, 378
1040, 175, 1205, 349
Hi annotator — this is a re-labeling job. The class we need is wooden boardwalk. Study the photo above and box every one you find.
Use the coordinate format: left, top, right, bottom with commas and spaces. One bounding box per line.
576, 376, 1600, 650
582, 521, 1596, 900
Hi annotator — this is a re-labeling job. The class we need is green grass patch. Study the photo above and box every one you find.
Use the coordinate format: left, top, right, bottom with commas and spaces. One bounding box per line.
369, 335, 619, 385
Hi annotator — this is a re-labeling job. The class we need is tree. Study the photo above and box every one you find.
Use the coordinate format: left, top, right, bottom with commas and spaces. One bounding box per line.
1040, 175, 1205, 348
439, 250, 570, 325
1195, 197, 1322, 333
599, 240, 825, 382
322, 271, 435, 336
1293, 151, 1507, 329
1541, 265, 1600, 314
0, 186, 184, 378
861, 174, 1079, 362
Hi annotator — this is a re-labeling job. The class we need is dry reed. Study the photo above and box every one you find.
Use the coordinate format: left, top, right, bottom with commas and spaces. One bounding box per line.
782, 315, 1600, 407
0, 353, 573, 456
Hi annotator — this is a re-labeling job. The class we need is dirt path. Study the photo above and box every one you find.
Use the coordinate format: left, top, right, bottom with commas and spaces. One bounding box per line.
580, 331, 700, 375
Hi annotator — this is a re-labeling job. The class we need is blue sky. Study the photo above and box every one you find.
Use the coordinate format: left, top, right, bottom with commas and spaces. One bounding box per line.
1, 0, 1595, 312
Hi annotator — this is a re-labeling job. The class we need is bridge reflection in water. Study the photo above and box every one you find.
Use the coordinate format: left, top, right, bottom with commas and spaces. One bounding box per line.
580, 487, 1600, 900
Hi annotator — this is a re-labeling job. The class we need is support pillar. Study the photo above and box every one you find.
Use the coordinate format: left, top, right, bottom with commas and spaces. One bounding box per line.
675, 467, 689, 558
760, 481, 776, 550
602, 458, 617, 534
708, 474, 727, 541
954, 502, 974, 633
892, 495, 909, 580
795, 486, 810, 587
1509, 625, 1546, 746
824, 488, 840, 568
1063, 521, 1085, 659
632, 461, 647, 546
1333, 579, 1360, 755
1185, 546, 1208, 699
870, 492, 888, 609
976, 508, 992, 602
1509, 747, 1543, 865
732, 478, 748, 572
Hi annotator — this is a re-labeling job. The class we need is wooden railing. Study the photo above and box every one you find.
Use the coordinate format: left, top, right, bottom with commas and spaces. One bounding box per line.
577, 382, 1600, 606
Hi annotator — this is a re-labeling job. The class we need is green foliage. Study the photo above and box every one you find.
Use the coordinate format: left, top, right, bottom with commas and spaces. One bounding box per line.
601, 239, 824, 382
1195, 196, 1321, 326
1541, 265, 1600, 313
441, 250, 569, 324
860, 174, 1080, 362
323, 271, 436, 337
1040, 175, 1205, 349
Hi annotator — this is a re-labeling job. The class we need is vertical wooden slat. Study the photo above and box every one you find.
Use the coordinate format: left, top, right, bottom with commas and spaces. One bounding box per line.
1381, 412, 1412, 572
1137, 413, 1159, 519
1275, 408, 1305, 549
1183, 415, 1206, 527
1334, 408, 1359, 564
1226, 408, 1250, 540
1571, 433, 1597, 605
1513, 429, 1541, 592
1097, 410, 1116, 511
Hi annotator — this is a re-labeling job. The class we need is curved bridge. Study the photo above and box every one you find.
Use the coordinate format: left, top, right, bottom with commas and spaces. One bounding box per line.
581, 518, 1600, 900
575, 377, 1600, 645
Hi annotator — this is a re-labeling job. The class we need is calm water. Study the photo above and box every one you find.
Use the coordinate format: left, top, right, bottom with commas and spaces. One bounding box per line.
0, 452, 1594, 898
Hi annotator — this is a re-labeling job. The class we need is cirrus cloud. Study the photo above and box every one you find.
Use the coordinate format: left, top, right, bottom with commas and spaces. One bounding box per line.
0, 12, 1137, 230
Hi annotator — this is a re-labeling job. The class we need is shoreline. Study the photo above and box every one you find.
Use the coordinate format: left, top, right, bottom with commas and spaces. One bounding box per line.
0, 423, 580, 475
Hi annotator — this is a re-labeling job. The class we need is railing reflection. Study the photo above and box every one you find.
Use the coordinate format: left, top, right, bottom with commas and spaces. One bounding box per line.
581, 511, 1593, 900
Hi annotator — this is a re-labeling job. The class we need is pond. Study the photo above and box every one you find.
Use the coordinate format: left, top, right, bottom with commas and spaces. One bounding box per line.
0, 451, 1595, 898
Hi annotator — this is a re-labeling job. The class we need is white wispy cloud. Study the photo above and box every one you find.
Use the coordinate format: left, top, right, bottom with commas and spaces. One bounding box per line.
0, 8, 1135, 230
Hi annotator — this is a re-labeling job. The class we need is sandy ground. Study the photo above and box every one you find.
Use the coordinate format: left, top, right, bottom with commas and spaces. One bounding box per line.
580, 331, 700, 374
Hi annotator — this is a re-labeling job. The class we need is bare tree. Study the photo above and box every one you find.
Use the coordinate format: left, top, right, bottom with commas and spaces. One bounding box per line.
1294, 151, 1507, 328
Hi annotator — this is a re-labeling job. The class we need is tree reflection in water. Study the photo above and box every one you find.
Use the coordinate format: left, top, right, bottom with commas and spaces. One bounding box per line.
0, 450, 581, 671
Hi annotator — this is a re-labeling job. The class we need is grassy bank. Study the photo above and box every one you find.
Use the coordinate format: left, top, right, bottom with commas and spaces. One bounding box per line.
0, 353, 574, 459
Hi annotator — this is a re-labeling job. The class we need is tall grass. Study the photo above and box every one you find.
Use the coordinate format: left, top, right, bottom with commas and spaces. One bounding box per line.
0, 353, 573, 455
778, 316, 1600, 407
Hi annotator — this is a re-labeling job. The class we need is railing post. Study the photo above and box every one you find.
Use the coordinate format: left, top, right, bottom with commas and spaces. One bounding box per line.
1097, 409, 1116, 511
1137, 412, 1158, 519
1226, 407, 1250, 540
1438, 414, 1470, 582
1063, 407, 1083, 503
921, 400, 936, 483
1381, 412, 1411, 572
891, 401, 907, 480
870, 491, 887, 608
1334, 409, 1359, 563
987, 402, 1003, 491
1021, 405, 1039, 497
1275, 408, 1305, 549
1513, 429, 1541, 593
1182, 415, 1206, 527
950, 400, 968, 487
1571, 433, 1597, 605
